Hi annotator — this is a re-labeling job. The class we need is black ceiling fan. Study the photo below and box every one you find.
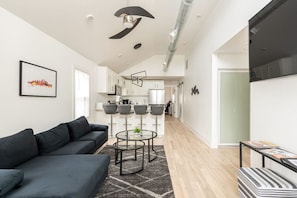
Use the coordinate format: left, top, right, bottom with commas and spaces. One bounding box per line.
109, 6, 155, 39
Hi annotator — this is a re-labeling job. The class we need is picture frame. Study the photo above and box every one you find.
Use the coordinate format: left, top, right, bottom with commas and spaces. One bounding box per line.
19, 61, 57, 97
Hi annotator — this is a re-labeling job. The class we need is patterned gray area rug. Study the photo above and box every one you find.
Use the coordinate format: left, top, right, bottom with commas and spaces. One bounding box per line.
95, 145, 175, 198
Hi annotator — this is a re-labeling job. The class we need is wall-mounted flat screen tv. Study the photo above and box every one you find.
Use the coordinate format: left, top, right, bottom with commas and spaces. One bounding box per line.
249, 0, 297, 82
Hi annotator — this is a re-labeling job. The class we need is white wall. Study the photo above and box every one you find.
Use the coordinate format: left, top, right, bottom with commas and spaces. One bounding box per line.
183, 0, 270, 147
0, 7, 99, 136
215, 53, 249, 69
250, 75, 297, 183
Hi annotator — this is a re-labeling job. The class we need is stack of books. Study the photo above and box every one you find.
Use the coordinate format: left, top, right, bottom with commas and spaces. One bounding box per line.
238, 167, 297, 198
261, 148, 297, 159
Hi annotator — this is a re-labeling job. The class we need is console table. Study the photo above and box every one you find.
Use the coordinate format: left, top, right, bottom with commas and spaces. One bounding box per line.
239, 141, 297, 173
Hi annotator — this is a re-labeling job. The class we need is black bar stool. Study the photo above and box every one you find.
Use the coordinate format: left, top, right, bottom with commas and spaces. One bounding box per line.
150, 105, 164, 133
117, 104, 131, 132
103, 103, 117, 137
134, 105, 148, 130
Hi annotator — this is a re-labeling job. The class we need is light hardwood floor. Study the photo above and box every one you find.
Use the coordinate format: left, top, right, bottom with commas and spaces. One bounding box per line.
108, 115, 250, 198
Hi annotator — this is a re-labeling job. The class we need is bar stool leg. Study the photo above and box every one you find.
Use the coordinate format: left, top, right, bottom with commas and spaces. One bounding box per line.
124, 115, 128, 145
155, 115, 158, 132
110, 114, 113, 137
140, 114, 143, 130
124, 115, 128, 131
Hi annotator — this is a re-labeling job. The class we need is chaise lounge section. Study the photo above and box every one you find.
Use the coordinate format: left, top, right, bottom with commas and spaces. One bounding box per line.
0, 116, 110, 198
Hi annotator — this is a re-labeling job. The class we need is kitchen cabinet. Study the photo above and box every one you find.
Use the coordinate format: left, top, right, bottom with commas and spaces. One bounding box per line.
122, 80, 164, 96
122, 81, 148, 96
97, 66, 117, 94
132, 80, 164, 96
146, 80, 164, 89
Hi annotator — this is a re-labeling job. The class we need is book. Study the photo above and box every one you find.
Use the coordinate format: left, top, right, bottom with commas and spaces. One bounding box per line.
261, 148, 297, 159
243, 141, 278, 149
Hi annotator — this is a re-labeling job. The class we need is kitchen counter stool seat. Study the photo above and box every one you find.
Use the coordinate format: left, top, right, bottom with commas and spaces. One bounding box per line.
134, 105, 148, 130
150, 105, 164, 133
118, 105, 132, 132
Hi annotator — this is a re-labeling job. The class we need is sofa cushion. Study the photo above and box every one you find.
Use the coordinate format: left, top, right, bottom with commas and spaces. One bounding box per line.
67, 116, 91, 140
79, 131, 108, 148
35, 123, 70, 154
89, 123, 108, 132
0, 169, 24, 196
6, 155, 110, 198
46, 141, 95, 155
0, 129, 38, 169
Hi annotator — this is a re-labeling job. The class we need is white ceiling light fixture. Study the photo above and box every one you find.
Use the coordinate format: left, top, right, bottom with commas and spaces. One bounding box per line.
86, 14, 94, 21
123, 15, 135, 28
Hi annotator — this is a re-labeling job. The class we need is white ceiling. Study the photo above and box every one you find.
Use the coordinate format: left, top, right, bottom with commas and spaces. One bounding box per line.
0, 0, 219, 73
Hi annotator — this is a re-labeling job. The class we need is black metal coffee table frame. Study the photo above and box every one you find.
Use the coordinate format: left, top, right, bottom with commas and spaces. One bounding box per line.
113, 141, 145, 175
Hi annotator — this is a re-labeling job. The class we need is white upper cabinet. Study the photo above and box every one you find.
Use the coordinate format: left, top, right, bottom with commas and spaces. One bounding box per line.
97, 66, 116, 94
146, 80, 164, 89
122, 80, 164, 96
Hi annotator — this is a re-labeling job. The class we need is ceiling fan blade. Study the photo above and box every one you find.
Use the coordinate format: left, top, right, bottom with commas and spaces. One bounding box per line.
115, 6, 155, 19
109, 18, 142, 39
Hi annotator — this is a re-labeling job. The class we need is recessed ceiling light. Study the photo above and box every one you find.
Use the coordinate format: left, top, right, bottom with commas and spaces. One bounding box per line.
86, 14, 94, 21
134, 43, 142, 49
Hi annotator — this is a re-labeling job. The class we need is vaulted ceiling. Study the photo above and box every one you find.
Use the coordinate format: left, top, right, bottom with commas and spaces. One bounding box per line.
0, 0, 219, 73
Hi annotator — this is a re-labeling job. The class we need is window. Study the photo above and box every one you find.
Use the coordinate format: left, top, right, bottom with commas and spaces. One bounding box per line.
74, 69, 89, 118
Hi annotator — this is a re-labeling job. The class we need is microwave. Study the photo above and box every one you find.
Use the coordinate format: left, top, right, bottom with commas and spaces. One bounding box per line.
108, 85, 122, 96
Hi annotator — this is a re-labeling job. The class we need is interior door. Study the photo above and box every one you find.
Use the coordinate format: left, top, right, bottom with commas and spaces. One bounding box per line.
220, 71, 250, 144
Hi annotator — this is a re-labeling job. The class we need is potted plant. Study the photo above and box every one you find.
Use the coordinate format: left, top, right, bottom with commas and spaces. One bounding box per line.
133, 126, 141, 134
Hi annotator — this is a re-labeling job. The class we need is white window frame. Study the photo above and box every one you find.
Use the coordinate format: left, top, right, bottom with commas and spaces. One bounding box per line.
74, 69, 89, 118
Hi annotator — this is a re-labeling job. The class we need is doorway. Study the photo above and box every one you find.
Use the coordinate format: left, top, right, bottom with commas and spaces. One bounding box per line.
219, 71, 250, 145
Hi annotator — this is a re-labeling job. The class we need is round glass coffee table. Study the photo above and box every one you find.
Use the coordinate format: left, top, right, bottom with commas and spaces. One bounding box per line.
116, 130, 158, 162
113, 140, 145, 175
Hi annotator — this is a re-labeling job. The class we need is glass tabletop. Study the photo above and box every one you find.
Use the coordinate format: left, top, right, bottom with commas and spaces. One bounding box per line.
113, 141, 144, 151
116, 130, 157, 141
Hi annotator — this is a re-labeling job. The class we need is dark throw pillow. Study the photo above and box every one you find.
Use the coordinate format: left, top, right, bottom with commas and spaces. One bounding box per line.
35, 123, 70, 154
67, 116, 91, 140
0, 169, 24, 196
0, 129, 38, 169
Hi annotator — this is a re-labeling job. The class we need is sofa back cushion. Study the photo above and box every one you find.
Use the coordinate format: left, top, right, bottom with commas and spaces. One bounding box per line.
0, 129, 38, 168
35, 123, 70, 154
67, 116, 91, 140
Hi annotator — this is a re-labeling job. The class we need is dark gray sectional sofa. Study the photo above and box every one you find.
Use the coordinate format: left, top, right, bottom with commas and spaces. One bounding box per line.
0, 116, 110, 198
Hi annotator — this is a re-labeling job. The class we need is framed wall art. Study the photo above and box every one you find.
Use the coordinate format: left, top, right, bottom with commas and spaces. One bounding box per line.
19, 61, 57, 97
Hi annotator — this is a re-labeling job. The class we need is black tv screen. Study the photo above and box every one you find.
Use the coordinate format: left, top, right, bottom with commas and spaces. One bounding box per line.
249, 0, 297, 82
